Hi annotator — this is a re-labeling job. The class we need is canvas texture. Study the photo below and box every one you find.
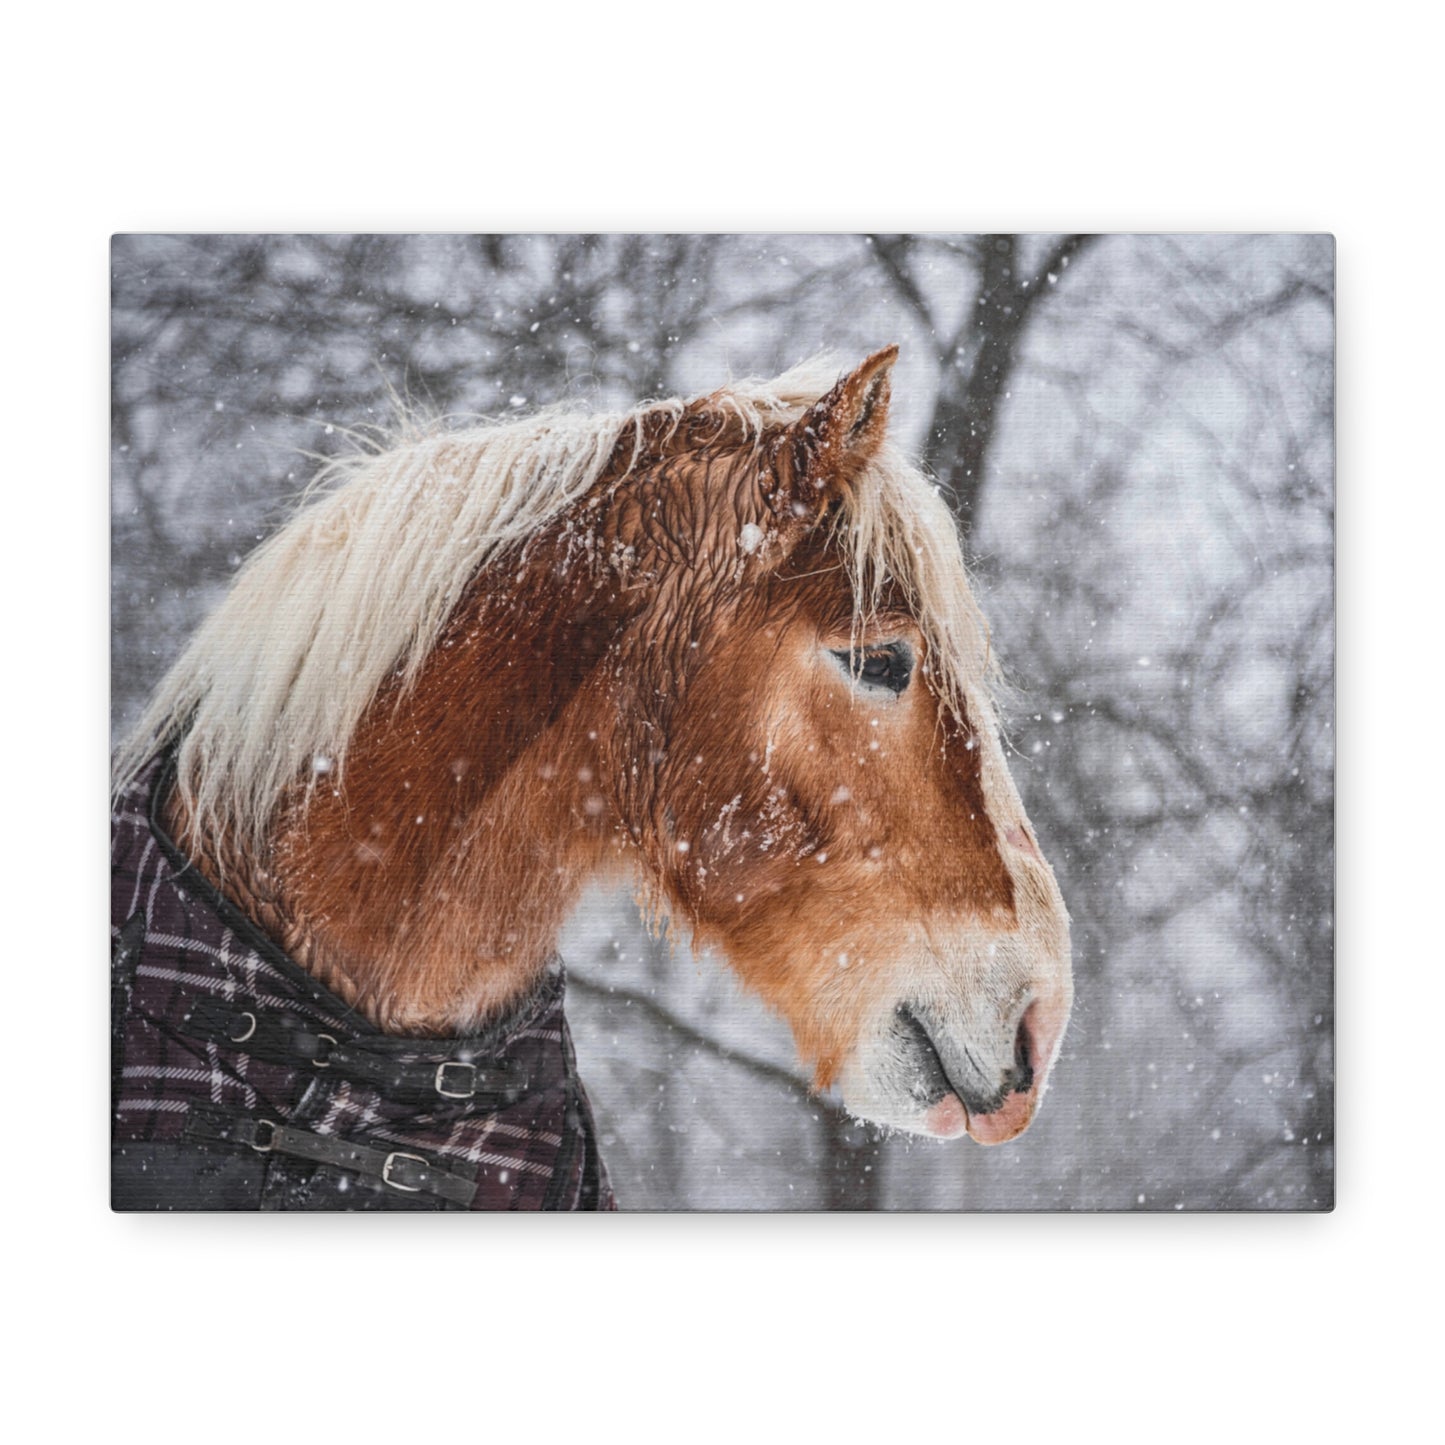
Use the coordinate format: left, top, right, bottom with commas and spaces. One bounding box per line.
111, 235, 1334, 1211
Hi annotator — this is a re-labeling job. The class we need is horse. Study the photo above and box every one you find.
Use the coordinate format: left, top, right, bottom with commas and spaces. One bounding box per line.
111, 345, 1073, 1210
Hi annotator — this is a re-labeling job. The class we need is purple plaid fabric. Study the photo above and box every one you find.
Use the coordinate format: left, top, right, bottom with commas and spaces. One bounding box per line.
111, 755, 615, 1211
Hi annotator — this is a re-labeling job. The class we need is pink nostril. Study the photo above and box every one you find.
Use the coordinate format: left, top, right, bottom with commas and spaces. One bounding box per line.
1004, 825, 1041, 861
964, 1006, 1048, 1144
1018, 998, 1067, 1092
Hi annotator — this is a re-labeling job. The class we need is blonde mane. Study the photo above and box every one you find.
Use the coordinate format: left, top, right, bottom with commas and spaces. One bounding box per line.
115, 356, 996, 849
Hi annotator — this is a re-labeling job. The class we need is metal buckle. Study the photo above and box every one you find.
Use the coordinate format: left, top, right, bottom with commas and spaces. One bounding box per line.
248, 1119, 277, 1153
229, 1011, 257, 1044
435, 1061, 477, 1098
381, 1151, 427, 1192
312, 1034, 337, 1068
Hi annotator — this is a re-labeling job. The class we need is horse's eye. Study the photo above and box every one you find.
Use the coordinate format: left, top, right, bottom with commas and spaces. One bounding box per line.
829, 641, 913, 696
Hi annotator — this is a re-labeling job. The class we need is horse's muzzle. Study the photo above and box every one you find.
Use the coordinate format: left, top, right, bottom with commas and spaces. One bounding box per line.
889, 997, 1064, 1144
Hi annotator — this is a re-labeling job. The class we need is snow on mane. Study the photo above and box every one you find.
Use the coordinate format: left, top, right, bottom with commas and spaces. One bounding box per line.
115, 355, 996, 847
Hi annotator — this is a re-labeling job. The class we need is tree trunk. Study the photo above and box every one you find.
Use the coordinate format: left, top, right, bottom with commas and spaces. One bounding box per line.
821, 1111, 882, 1210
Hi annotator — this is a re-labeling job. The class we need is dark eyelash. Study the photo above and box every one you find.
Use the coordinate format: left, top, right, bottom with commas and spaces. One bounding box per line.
829, 641, 913, 695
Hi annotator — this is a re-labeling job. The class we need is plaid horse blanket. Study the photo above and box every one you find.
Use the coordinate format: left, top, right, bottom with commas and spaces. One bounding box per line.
111, 755, 615, 1211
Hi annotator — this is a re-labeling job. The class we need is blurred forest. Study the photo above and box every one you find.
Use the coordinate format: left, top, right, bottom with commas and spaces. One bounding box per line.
111, 233, 1334, 1210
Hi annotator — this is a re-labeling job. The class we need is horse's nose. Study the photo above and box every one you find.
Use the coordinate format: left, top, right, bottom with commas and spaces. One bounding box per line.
962, 998, 1068, 1145
900, 1001, 1031, 1118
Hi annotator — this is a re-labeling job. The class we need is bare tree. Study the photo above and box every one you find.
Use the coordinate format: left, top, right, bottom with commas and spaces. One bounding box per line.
869, 233, 1097, 532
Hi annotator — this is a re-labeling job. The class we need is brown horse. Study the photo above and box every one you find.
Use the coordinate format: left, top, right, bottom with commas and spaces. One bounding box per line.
116, 347, 1072, 1148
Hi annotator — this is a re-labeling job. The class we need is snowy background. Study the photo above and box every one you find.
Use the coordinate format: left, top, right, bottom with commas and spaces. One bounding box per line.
111, 233, 1334, 1211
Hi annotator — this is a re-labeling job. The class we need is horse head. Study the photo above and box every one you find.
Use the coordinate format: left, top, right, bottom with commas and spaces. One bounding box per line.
541, 347, 1073, 1142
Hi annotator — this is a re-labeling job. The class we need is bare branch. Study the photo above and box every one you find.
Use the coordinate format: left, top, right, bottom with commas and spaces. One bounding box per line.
865, 234, 939, 343
565, 971, 835, 1112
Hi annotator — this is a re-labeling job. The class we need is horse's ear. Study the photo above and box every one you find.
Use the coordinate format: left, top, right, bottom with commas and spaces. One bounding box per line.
780, 345, 899, 511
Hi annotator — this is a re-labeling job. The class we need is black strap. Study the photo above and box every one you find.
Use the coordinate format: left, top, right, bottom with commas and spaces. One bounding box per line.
180, 996, 528, 1106
184, 1106, 478, 1207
